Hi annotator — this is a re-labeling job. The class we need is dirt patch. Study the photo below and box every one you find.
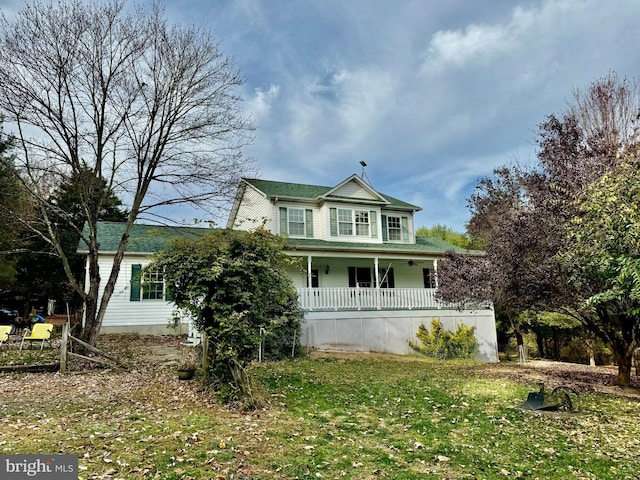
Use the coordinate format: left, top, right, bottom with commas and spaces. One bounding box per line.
480, 359, 640, 400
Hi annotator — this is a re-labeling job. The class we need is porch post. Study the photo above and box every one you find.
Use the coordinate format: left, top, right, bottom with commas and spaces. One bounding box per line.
374, 257, 380, 310
433, 259, 439, 309
374, 257, 380, 287
434, 259, 439, 288
307, 255, 314, 310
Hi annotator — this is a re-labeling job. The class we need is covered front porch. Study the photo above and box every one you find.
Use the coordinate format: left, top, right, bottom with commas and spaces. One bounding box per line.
287, 252, 447, 312
296, 286, 444, 311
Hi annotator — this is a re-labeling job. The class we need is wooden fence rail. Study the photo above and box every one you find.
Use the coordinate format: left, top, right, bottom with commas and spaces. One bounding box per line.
60, 322, 127, 373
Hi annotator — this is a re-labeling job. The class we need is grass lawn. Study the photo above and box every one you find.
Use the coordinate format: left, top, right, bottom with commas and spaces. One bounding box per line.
1, 334, 639, 479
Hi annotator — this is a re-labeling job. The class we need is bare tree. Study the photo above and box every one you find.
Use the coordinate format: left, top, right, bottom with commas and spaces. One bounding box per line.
0, 0, 254, 344
569, 71, 640, 154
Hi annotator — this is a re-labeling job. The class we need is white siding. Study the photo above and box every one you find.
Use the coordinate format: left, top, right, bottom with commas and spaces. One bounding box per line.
330, 181, 379, 200
232, 185, 274, 232
90, 254, 181, 334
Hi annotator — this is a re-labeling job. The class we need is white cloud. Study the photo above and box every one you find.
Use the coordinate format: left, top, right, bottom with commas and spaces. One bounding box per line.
422, 0, 600, 73
246, 84, 280, 122
426, 24, 513, 71
331, 68, 397, 144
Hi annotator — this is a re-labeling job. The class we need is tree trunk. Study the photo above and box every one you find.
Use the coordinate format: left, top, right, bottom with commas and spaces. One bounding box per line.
550, 329, 558, 360
535, 332, 545, 358
515, 329, 525, 363
585, 337, 596, 367
613, 347, 633, 387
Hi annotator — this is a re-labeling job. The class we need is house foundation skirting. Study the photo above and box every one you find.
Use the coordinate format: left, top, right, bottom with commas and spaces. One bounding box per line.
99, 324, 189, 335
301, 309, 498, 362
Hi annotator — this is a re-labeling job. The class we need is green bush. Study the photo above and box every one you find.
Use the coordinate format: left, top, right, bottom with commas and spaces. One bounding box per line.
150, 228, 302, 406
409, 318, 477, 359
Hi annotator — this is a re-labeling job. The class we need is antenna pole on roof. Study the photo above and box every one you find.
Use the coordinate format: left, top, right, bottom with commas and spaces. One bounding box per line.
359, 160, 371, 185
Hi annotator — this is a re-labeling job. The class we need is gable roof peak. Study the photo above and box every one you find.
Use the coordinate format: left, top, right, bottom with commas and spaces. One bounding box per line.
320, 174, 389, 204
240, 176, 421, 211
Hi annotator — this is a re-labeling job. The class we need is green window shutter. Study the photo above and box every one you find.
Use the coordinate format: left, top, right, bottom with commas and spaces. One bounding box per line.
305, 209, 314, 238
381, 215, 388, 241
370, 211, 378, 238
401, 216, 409, 242
330, 208, 338, 236
279, 207, 288, 234
130, 264, 141, 302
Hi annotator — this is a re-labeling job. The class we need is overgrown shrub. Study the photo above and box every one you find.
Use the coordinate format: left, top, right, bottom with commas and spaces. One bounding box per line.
150, 228, 302, 406
409, 318, 477, 359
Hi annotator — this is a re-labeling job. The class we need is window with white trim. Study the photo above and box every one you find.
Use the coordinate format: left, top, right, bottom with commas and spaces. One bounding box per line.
355, 210, 370, 236
338, 208, 353, 235
130, 264, 170, 301
382, 214, 409, 242
279, 207, 314, 237
142, 270, 165, 300
387, 216, 401, 240
336, 208, 371, 236
288, 208, 305, 236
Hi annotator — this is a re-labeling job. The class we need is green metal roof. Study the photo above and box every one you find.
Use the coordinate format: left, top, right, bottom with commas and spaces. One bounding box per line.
78, 222, 211, 254
81, 222, 482, 258
244, 178, 421, 210
284, 236, 478, 256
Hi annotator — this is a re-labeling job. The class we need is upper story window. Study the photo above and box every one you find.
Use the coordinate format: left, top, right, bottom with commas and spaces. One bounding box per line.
387, 216, 401, 240
355, 210, 370, 236
280, 207, 314, 238
288, 208, 305, 236
331, 208, 378, 239
338, 209, 353, 235
382, 214, 409, 242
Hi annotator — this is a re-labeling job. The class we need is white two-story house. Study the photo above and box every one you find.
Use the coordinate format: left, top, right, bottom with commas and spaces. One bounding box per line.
227, 175, 497, 361
81, 174, 498, 361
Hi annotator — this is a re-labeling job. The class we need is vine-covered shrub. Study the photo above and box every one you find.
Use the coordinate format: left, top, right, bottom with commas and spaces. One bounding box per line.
409, 318, 477, 359
149, 228, 302, 406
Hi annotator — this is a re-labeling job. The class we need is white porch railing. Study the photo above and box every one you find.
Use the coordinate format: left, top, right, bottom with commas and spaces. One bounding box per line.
297, 287, 452, 311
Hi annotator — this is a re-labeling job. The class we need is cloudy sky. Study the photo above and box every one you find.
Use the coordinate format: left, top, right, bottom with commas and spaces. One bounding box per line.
3, 0, 639, 231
